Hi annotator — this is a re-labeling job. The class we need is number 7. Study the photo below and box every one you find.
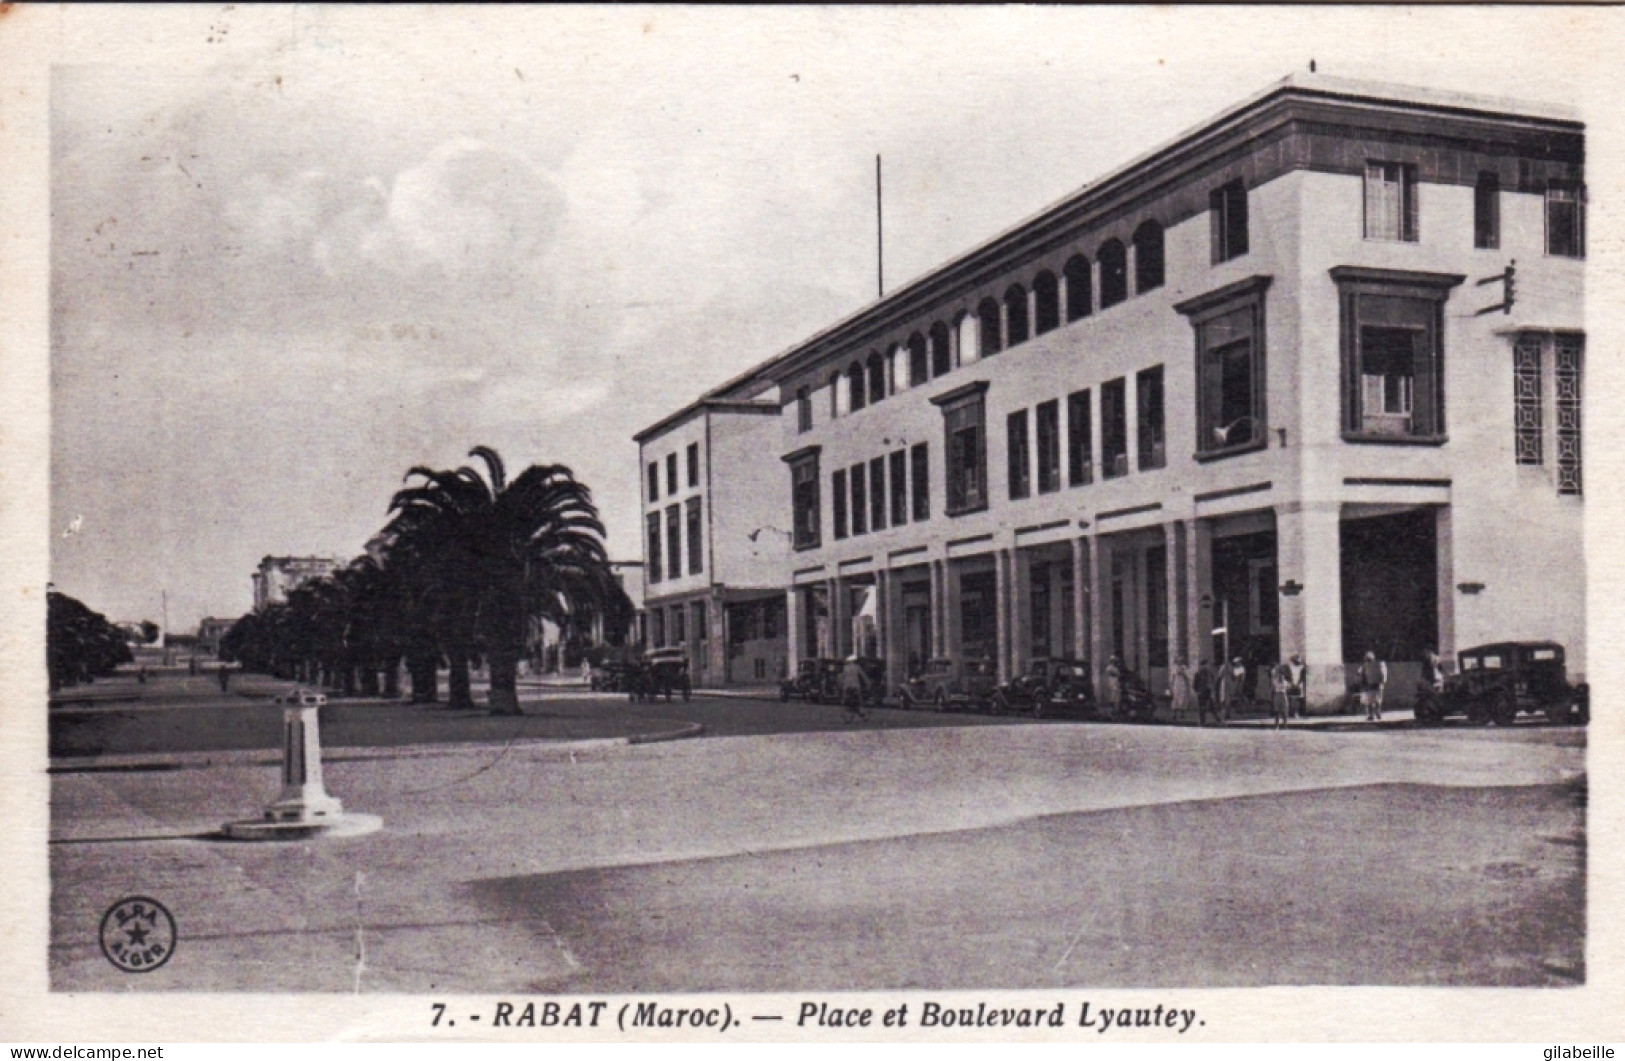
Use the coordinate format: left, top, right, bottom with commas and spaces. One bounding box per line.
431, 1003, 446, 1027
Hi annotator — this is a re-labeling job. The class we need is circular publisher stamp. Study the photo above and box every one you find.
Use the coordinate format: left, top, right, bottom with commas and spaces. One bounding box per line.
99, 896, 176, 973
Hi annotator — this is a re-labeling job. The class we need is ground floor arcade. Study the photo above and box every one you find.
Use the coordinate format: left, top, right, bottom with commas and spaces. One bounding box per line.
786, 501, 1509, 713
646, 587, 789, 686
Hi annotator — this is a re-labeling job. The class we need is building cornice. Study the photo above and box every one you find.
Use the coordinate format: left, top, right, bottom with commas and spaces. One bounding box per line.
743, 80, 1578, 387
634, 398, 780, 445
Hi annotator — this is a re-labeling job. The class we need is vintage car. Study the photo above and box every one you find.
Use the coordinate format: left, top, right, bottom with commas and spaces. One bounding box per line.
1414, 641, 1587, 726
629, 647, 692, 703
590, 659, 639, 693
990, 658, 1097, 718
778, 659, 826, 703
897, 657, 996, 712
897, 658, 957, 710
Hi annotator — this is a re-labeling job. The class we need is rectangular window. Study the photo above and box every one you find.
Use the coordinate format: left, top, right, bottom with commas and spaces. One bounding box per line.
1178, 279, 1271, 456
647, 462, 659, 502
666, 453, 678, 496
850, 463, 868, 535
1547, 182, 1586, 258
651, 606, 665, 647
665, 504, 682, 579
686, 443, 700, 488
890, 449, 908, 527
1036, 399, 1061, 494
1101, 379, 1128, 479
646, 511, 663, 583
1136, 365, 1166, 471
938, 386, 988, 515
790, 452, 821, 549
910, 443, 930, 521
1334, 268, 1459, 442
672, 603, 686, 645
1363, 161, 1418, 242
869, 455, 887, 532
797, 386, 813, 433
1474, 172, 1500, 250
832, 468, 848, 540
1007, 409, 1031, 500
1555, 334, 1583, 495
1067, 389, 1093, 485
685, 497, 703, 575
1513, 335, 1542, 465
1210, 179, 1249, 263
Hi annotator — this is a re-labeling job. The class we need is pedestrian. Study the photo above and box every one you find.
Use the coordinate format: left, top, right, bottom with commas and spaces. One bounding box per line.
1421, 648, 1445, 692
1286, 653, 1307, 719
1194, 659, 1218, 726
1219, 656, 1247, 721
1170, 656, 1194, 724
839, 656, 868, 723
1102, 655, 1123, 719
1270, 660, 1291, 729
1360, 650, 1387, 721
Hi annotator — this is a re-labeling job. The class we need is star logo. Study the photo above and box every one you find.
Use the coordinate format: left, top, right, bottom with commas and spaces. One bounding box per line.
99, 897, 176, 973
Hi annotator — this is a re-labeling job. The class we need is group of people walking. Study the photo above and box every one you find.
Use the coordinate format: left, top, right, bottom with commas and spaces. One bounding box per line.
1166, 655, 1306, 728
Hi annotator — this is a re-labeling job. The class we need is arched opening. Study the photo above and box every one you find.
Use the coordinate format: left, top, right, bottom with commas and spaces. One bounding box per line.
1134, 219, 1165, 294
1099, 239, 1127, 309
1064, 255, 1092, 321
866, 351, 886, 405
930, 321, 952, 377
1033, 270, 1059, 335
848, 362, 866, 412
907, 332, 928, 387
978, 297, 1002, 357
1004, 284, 1029, 347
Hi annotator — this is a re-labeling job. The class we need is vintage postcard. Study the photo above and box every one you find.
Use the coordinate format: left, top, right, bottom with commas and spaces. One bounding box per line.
2, 4, 1622, 1046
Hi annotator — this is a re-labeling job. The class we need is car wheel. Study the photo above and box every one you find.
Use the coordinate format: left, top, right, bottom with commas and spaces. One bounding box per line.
989, 690, 1007, 716
1493, 690, 1519, 727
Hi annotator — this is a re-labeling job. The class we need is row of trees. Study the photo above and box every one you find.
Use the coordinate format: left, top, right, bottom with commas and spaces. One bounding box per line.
223, 447, 634, 714
48, 588, 134, 692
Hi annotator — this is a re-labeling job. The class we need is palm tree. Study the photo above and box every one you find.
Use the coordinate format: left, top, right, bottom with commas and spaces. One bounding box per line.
385, 446, 614, 715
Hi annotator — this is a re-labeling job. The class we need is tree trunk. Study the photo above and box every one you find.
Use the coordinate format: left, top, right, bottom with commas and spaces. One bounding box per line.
383, 660, 401, 699
487, 647, 523, 715
360, 664, 380, 697
409, 654, 438, 703
446, 651, 475, 710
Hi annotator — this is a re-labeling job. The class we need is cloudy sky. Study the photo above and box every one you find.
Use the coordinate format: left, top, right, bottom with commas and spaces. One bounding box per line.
41, 6, 1608, 630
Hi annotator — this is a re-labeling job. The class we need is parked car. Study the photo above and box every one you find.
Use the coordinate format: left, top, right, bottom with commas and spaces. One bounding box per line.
897, 658, 957, 710
591, 660, 638, 693
990, 657, 1098, 718
898, 657, 996, 712
779, 659, 823, 702
1414, 641, 1587, 726
629, 647, 692, 703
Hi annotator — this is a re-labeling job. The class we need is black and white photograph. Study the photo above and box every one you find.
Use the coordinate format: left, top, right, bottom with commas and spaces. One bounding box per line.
2, 4, 1621, 1044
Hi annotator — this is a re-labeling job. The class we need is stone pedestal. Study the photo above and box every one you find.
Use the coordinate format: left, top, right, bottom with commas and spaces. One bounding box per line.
223, 698, 380, 840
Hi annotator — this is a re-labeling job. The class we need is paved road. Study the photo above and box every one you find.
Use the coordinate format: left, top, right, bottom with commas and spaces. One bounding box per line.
49, 699, 1585, 994
49, 673, 1062, 760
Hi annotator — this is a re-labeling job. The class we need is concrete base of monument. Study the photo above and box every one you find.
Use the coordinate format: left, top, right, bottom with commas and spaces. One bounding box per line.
220, 811, 383, 840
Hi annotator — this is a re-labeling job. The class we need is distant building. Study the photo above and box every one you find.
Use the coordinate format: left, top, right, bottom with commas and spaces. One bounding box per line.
197, 616, 234, 655
252, 555, 341, 612
635, 375, 790, 687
